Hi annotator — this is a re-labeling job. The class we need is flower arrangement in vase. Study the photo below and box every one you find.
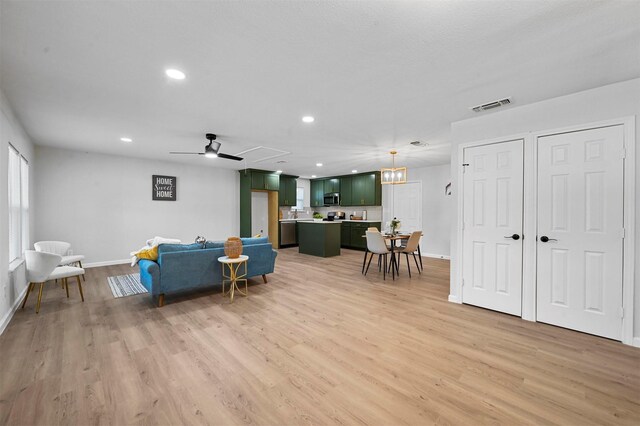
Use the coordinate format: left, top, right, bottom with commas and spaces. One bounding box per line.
390, 218, 401, 235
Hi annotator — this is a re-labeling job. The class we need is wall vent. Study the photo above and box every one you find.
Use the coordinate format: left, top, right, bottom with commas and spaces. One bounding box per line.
471, 97, 511, 113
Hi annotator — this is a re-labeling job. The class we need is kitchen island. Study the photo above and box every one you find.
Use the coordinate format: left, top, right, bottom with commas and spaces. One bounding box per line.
298, 221, 341, 257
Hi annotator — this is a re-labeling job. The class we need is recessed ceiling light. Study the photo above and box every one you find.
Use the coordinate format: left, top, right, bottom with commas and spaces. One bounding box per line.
351, 169, 357, 173
302, 116, 315, 123
120, 137, 132, 142
275, 170, 283, 174
311, 175, 317, 178
165, 69, 186, 80
316, 163, 323, 167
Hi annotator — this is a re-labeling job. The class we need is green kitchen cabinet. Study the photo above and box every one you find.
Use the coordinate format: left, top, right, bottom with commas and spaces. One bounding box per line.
349, 223, 368, 250
265, 173, 280, 191
278, 175, 297, 206
352, 172, 381, 206
324, 178, 340, 194
310, 179, 325, 207
339, 176, 352, 206
340, 222, 351, 247
251, 170, 280, 191
341, 221, 381, 250
251, 172, 265, 190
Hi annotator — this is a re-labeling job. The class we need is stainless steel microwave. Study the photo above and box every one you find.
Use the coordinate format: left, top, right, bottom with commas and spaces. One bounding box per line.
323, 192, 340, 206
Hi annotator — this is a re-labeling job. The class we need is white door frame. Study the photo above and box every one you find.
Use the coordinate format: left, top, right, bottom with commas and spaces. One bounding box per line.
453, 116, 636, 346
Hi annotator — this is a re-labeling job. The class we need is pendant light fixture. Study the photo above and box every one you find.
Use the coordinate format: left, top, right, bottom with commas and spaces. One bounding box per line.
381, 150, 407, 185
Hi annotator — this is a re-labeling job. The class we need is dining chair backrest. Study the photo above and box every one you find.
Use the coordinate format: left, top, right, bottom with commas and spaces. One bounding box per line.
24, 250, 62, 283
366, 231, 389, 254
367, 227, 379, 232
34, 241, 71, 256
403, 231, 422, 253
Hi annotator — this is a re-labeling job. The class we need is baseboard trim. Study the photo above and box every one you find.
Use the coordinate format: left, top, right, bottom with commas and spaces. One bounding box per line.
422, 253, 451, 260
0, 285, 29, 336
84, 259, 131, 268
632, 337, 640, 348
448, 294, 461, 304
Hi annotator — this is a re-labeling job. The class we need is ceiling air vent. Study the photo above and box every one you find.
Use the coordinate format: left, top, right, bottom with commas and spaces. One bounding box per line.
471, 97, 511, 113
410, 141, 429, 147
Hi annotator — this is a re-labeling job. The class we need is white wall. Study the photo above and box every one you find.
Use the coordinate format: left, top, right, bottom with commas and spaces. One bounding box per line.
0, 89, 35, 333
448, 78, 640, 341
412, 164, 452, 258
34, 146, 239, 265
382, 164, 452, 258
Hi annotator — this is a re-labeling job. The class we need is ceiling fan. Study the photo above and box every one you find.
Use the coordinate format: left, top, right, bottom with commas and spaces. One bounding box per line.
169, 133, 243, 161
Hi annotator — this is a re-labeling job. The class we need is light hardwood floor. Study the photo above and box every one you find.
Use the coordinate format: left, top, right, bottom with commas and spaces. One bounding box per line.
1, 248, 639, 425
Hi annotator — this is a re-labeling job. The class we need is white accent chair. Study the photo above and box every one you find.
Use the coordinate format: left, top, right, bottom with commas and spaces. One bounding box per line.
397, 231, 423, 277
34, 241, 86, 281
364, 231, 391, 280
22, 251, 85, 313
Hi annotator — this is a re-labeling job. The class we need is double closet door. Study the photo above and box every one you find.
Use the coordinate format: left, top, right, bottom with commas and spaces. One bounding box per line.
461, 125, 625, 340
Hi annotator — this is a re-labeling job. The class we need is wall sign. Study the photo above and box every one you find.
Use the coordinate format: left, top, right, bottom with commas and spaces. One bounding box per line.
152, 175, 177, 201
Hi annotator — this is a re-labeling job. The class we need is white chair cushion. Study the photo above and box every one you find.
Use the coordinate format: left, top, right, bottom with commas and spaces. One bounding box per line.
49, 266, 85, 280
60, 255, 85, 265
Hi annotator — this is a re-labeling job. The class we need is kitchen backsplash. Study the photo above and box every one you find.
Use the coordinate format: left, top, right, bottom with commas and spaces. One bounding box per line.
279, 206, 382, 221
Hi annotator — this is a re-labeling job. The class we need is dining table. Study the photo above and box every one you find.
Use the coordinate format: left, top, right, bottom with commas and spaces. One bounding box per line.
361, 232, 423, 280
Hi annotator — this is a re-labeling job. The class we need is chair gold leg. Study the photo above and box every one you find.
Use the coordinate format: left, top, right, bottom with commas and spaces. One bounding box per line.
79, 261, 86, 281
21, 282, 34, 309
76, 275, 84, 302
36, 282, 45, 314
64, 278, 70, 298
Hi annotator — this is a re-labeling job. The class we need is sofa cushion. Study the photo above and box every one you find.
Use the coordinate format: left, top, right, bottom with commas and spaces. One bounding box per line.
204, 240, 225, 249
157, 243, 202, 254
241, 237, 269, 246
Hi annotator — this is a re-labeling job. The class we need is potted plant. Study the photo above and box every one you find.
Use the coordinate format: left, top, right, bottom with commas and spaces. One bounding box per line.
313, 212, 323, 222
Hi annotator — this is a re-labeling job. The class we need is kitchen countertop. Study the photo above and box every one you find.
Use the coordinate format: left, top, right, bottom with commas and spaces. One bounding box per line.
280, 219, 380, 223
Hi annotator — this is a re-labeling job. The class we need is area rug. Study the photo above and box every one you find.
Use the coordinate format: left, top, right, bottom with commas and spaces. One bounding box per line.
107, 273, 148, 298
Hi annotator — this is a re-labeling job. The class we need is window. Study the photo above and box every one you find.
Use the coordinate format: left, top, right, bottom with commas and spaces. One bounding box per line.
20, 156, 29, 254
7, 144, 28, 263
294, 187, 304, 211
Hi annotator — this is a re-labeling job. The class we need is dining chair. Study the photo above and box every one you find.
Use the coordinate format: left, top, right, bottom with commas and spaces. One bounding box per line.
364, 231, 391, 280
22, 251, 86, 313
396, 231, 422, 277
35, 241, 86, 281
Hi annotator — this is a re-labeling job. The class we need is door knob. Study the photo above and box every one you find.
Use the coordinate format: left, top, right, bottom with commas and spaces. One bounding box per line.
540, 236, 557, 242
504, 234, 520, 240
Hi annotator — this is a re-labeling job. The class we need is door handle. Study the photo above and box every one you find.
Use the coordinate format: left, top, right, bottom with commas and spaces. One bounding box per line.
539, 236, 557, 243
504, 234, 520, 240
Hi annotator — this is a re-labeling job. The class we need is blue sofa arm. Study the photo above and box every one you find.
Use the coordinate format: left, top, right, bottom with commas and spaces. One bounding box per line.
138, 259, 160, 295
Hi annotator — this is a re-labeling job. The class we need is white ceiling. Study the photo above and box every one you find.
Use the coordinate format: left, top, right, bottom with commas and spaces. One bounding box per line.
1, 1, 639, 178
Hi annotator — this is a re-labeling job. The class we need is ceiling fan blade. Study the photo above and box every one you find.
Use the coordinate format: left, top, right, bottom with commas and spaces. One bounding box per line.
217, 152, 244, 161
169, 152, 205, 155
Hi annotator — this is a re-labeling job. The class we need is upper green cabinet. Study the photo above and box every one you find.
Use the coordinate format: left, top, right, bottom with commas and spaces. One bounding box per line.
251, 170, 280, 191
310, 179, 325, 207
279, 175, 298, 206
344, 171, 381, 206
340, 176, 352, 206
310, 171, 381, 207
324, 178, 340, 194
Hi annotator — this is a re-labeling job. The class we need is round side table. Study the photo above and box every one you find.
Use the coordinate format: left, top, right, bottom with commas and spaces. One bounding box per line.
218, 255, 249, 302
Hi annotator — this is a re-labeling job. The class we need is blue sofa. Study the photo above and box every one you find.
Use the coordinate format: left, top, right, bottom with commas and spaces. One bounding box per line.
137, 237, 277, 306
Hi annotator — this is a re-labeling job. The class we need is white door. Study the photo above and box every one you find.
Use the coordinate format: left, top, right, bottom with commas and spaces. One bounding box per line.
536, 126, 624, 340
383, 182, 422, 233
462, 140, 524, 316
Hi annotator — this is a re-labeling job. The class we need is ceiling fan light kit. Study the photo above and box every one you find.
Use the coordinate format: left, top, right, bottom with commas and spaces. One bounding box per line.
169, 133, 243, 161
